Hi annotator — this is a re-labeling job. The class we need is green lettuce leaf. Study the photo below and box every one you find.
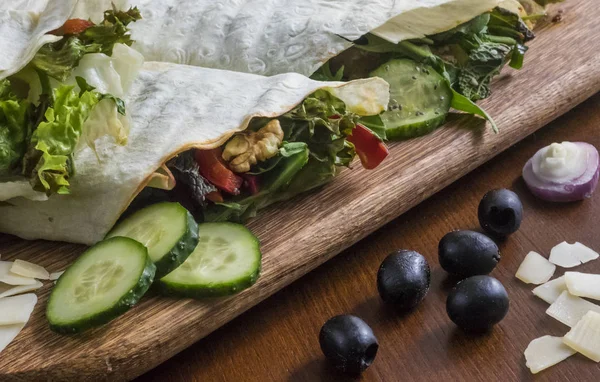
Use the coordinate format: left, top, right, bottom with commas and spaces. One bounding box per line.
23, 83, 100, 194
31, 7, 141, 82
0, 80, 33, 175
79, 7, 142, 57
456, 37, 513, 101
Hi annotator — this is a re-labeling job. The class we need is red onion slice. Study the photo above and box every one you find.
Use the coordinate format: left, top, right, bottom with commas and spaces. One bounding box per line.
522, 142, 599, 202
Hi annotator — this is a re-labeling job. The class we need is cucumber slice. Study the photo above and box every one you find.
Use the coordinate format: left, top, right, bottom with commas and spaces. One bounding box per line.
47, 237, 155, 334
369, 58, 452, 140
158, 223, 261, 298
106, 202, 199, 278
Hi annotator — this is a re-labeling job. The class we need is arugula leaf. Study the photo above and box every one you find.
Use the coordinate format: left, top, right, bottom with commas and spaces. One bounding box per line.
23, 84, 101, 194
358, 115, 387, 141
488, 8, 535, 43
246, 142, 307, 175
79, 7, 142, 57
0, 80, 33, 175
450, 90, 498, 133
31, 7, 141, 82
310, 62, 345, 82
456, 38, 512, 101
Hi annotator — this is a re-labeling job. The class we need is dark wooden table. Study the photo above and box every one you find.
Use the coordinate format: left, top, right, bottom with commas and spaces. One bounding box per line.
137, 94, 600, 382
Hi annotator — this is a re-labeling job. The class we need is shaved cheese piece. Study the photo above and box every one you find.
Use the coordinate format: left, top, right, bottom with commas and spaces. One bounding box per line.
533, 276, 567, 304
550, 242, 581, 268
0, 280, 43, 298
563, 311, 600, 362
0, 293, 37, 325
573, 242, 599, 263
546, 291, 600, 327
0, 262, 37, 286
516, 251, 556, 284
0, 324, 26, 354
524, 335, 576, 374
49, 271, 64, 281
10, 259, 50, 280
565, 272, 600, 301
549, 242, 599, 268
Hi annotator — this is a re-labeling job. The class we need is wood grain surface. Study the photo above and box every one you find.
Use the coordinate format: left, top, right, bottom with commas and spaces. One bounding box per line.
138, 93, 600, 382
1, 1, 599, 380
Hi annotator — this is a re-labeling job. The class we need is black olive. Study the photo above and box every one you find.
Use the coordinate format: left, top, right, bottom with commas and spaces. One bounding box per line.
478, 189, 523, 237
438, 230, 500, 278
446, 275, 509, 332
377, 250, 430, 312
319, 315, 378, 373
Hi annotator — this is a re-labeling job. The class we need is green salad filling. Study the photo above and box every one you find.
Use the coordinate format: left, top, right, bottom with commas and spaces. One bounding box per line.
312, 6, 536, 138
0, 7, 140, 196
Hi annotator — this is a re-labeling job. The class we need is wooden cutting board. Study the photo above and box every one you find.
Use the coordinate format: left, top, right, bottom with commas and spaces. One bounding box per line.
1, 1, 599, 380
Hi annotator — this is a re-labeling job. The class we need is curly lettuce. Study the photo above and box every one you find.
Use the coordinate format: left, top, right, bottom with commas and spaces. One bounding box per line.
22, 80, 101, 194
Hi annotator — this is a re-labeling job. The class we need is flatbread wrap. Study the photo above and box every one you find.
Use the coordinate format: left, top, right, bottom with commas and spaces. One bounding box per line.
0, 3, 390, 243
1, 1, 143, 201
70, 0, 539, 139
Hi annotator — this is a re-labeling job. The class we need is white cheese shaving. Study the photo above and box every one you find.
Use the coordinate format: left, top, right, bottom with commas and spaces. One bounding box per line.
524, 335, 576, 374
0, 280, 43, 299
549, 242, 599, 268
0, 324, 26, 354
516, 251, 556, 284
0, 293, 37, 325
550, 242, 581, 268
10, 259, 50, 280
49, 271, 64, 281
0, 261, 37, 286
546, 291, 600, 327
563, 311, 600, 362
573, 242, 599, 263
533, 276, 567, 304
565, 272, 600, 301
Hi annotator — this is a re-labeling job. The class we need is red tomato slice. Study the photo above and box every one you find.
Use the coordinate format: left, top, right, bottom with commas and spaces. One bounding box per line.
347, 124, 389, 170
195, 149, 243, 195
49, 19, 94, 36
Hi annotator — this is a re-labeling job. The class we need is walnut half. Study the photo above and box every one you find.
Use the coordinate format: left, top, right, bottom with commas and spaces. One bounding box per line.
222, 120, 284, 173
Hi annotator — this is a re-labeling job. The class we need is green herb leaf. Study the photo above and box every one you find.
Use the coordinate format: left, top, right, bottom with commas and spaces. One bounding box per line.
0, 79, 33, 175
31, 7, 141, 82
450, 89, 498, 133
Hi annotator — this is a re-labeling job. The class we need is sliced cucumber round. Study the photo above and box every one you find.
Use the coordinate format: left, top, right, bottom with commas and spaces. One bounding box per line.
106, 202, 199, 278
158, 223, 261, 298
47, 237, 155, 334
369, 58, 452, 140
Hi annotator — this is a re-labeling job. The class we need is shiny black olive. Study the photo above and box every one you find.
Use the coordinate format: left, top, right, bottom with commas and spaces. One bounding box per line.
319, 315, 378, 373
478, 189, 523, 237
438, 230, 500, 278
377, 250, 430, 312
446, 275, 509, 332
